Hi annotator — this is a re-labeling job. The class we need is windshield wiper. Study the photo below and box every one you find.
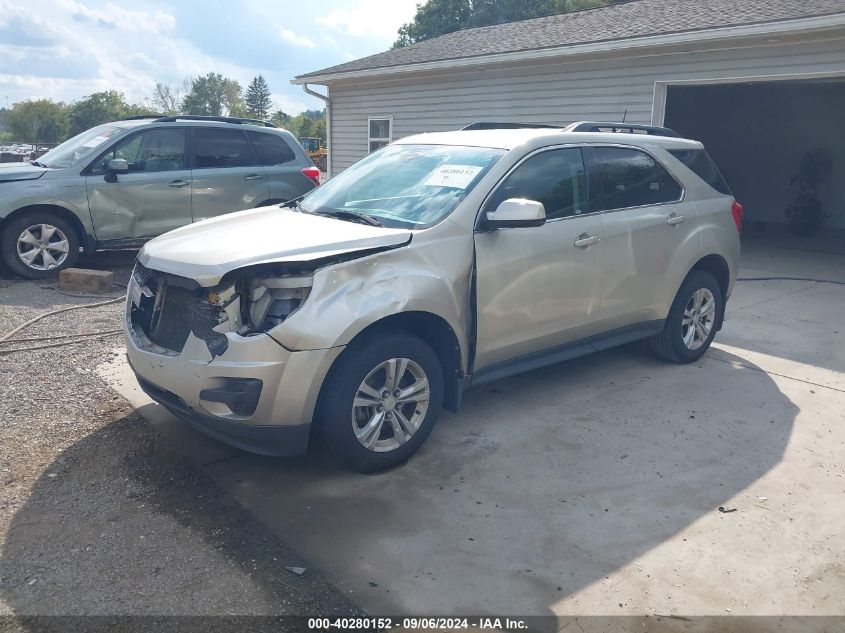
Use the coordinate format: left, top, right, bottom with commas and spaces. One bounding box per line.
29, 160, 47, 168
281, 199, 384, 227
281, 199, 304, 211
309, 209, 384, 227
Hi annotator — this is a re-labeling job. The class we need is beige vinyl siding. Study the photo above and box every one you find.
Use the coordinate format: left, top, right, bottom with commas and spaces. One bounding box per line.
326, 35, 845, 173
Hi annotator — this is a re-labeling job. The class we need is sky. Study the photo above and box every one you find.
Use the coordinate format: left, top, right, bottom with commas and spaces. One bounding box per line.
0, 0, 420, 114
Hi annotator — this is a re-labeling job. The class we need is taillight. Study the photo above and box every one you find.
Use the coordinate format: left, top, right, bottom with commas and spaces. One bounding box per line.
301, 167, 321, 186
731, 200, 744, 234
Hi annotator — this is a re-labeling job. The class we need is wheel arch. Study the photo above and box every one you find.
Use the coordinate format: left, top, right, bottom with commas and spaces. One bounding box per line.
686, 253, 730, 330
2, 203, 94, 252
325, 310, 464, 413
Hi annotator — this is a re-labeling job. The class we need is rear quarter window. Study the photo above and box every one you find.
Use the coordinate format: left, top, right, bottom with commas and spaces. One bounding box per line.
668, 149, 731, 195
248, 131, 296, 166
589, 146, 683, 212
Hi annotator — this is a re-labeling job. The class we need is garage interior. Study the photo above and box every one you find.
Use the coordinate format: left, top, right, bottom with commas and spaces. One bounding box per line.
664, 78, 845, 258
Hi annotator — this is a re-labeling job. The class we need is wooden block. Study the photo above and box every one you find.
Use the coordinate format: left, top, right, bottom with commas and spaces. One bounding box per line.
59, 268, 114, 294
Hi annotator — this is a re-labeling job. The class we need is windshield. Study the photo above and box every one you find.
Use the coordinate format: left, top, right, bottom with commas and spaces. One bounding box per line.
300, 144, 505, 228
37, 124, 125, 169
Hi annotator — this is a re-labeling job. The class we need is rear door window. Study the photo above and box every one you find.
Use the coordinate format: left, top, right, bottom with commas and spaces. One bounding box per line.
248, 132, 296, 166
668, 149, 731, 195
193, 128, 257, 168
589, 147, 682, 212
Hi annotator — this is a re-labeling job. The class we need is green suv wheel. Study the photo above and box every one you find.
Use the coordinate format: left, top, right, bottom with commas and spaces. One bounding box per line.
1, 211, 81, 279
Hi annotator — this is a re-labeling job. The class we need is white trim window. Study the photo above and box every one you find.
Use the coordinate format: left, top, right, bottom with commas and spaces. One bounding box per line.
368, 116, 392, 153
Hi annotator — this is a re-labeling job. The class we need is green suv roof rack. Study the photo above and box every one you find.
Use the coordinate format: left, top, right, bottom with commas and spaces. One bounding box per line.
123, 114, 277, 128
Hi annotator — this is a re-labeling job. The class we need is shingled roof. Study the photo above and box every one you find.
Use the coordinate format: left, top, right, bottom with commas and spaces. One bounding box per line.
296, 0, 845, 81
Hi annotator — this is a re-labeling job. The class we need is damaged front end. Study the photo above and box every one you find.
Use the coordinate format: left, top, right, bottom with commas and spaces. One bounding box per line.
127, 260, 314, 358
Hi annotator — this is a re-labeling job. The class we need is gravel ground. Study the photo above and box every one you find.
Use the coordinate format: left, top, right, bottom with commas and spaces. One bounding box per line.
0, 254, 362, 629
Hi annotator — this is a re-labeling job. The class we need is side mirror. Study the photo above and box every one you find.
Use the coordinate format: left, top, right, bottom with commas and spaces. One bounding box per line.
104, 158, 128, 183
485, 198, 546, 229
107, 158, 129, 173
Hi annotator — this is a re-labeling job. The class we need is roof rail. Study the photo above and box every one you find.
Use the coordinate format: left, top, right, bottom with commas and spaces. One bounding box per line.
567, 121, 681, 137
461, 122, 562, 131
123, 114, 277, 128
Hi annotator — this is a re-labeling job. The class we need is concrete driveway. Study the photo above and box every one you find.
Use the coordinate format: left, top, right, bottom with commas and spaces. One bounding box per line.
101, 243, 845, 617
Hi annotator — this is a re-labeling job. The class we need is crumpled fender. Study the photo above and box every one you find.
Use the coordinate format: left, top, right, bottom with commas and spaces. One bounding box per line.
267, 228, 473, 372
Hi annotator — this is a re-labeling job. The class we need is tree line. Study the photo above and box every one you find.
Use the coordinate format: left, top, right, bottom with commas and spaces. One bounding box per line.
0, 73, 325, 146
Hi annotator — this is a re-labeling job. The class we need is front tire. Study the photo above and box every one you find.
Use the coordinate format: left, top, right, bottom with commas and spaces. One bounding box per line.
650, 271, 722, 364
1, 211, 80, 278
317, 330, 444, 473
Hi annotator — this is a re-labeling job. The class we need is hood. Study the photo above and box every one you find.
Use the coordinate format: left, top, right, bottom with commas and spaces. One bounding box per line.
0, 163, 49, 182
140, 206, 412, 286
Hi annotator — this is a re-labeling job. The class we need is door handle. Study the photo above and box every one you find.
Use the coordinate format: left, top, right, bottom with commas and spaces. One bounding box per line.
574, 233, 600, 248
667, 213, 686, 225
168, 179, 190, 187
244, 174, 263, 182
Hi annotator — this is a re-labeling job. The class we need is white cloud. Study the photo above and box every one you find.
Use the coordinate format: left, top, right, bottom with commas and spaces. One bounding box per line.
279, 28, 316, 49
58, 0, 176, 33
315, 0, 418, 40
1, 0, 255, 106
0, 0, 348, 114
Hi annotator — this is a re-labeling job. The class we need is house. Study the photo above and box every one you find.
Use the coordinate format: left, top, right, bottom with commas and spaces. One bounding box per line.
293, 0, 845, 239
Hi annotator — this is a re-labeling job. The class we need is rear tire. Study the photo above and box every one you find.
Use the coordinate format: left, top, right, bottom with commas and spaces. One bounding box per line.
317, 330, 444, 473
650, 271, 722, 364
1, 211, 81, 279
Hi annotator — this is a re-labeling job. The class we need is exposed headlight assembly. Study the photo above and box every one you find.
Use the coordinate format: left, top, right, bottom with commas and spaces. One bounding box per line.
245, 275, 312, 331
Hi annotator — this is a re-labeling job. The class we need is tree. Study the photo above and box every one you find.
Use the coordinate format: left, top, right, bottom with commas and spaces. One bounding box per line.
181, 72, 244, 117
68, 90, 150, 136
270, 109, 291, 128
395, 0, 471, 47
245, 75, 272, 120
3, 100, 69, 143
394, 0, 626, 47
151, 81, 187, 114
0, 108, 10, 142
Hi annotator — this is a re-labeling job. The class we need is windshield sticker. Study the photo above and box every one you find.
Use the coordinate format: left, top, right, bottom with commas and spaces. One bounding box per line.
81, 135, 110, 148
423, 164, 483, 189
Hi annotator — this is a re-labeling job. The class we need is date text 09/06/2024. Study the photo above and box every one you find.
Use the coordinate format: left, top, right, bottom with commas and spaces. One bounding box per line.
307, 617, 530, 630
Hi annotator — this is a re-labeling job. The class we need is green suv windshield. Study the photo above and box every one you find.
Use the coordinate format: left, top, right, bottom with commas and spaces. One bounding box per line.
37, 124, 125, 169
300, 144, 505, 228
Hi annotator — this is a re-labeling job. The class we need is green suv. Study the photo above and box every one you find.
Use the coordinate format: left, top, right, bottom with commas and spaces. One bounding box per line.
0, 115, 320, 278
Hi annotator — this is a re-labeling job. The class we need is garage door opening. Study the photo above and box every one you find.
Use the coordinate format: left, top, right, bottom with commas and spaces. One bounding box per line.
664, 79, 845, 256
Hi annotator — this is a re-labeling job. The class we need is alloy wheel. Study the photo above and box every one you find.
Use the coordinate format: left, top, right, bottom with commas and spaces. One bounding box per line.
16, 224, 71, 271
351, 357, 431, 452
682, 288, 716, 350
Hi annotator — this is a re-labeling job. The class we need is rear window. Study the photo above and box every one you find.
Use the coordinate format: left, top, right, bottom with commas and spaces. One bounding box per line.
248, 131, 296, 166
669, 149, 731, 195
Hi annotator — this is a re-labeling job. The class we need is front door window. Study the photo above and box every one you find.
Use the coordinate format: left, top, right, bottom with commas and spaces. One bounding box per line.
489, 148, 587, 219
91, 129, 186, 174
